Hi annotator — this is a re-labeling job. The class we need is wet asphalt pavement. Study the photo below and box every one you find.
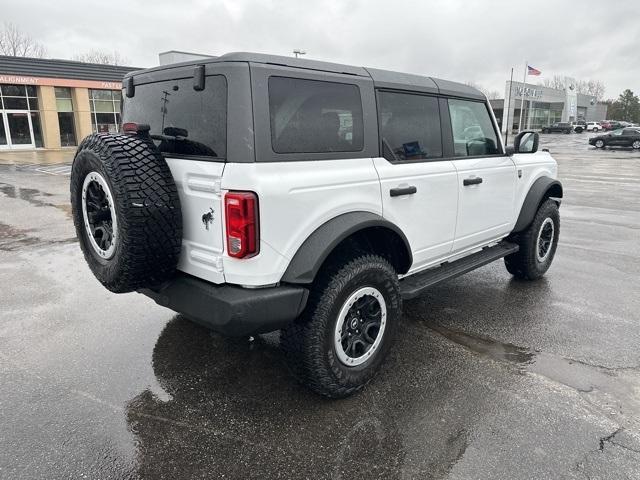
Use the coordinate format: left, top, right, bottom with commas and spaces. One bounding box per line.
1, 135, 639, 479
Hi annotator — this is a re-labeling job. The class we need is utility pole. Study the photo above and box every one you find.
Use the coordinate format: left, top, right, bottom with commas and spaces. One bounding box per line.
293, 49, 306, 58
518, 61, 527, 132
505, 67, 514, 145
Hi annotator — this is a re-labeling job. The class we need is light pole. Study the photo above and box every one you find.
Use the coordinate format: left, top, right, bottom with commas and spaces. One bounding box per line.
293, 49, 306, 58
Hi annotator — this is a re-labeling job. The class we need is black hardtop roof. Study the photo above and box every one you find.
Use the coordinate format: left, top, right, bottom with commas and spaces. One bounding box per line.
124, 52, 485, 100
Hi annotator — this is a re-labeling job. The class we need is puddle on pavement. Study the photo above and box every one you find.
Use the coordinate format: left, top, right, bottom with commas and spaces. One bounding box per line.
426, 323, 640, 422
0, 222, 76, 251
0, 182, 72, 219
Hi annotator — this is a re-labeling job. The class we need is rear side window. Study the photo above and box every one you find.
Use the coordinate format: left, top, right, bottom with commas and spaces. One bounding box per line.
448, 98, 499, 157
122, 75, 227, 159
268, 76, 364, 154
378, 91, 442, 161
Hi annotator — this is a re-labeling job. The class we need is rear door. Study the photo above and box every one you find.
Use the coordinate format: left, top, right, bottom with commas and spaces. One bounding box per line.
445, 97, 516, 253
122, 70, 230, 284
373, 90, 458, 271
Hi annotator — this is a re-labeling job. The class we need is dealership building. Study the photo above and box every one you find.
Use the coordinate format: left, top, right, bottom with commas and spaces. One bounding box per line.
491, 78, 608, 134
0, 56, 138, 150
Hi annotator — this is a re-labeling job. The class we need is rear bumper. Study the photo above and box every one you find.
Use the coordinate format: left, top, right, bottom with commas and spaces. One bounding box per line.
139, 274, 309, 336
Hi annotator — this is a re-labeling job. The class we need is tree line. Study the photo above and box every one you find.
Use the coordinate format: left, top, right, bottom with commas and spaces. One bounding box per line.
0, 22, 129, 65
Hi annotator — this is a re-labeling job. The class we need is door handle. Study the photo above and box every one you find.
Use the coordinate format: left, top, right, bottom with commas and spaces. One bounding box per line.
463, 177, 483, 186
390, 185, 417, 197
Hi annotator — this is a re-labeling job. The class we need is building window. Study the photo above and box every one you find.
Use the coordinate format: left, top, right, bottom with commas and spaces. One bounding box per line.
0, 84, 43, 148
55, 87, 76, 146
89, 89, 121, 133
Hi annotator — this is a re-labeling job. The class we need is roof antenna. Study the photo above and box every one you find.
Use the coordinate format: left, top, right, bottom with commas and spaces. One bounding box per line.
293, 49, 306, 58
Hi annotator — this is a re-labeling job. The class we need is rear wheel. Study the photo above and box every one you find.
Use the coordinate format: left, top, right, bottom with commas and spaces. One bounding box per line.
281, 254, 401, 398
632, 140, 640, 149
505, 199, 560, 280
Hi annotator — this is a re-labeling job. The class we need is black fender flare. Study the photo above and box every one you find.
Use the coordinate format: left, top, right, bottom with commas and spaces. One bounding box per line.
281, 212, 412, 284
512, 177, 563, 233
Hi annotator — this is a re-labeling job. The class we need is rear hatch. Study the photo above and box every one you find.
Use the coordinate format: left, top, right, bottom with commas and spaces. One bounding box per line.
122, 72, 228, 284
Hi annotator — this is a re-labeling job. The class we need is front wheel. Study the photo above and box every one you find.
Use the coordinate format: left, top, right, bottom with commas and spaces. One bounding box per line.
281, 254, 401, 398
595, 139, 605, 148
505, 199, 560, 280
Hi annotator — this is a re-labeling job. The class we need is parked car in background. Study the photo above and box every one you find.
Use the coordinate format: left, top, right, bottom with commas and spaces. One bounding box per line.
589, 128, 640, 149
602, 121, 625, 131
585, 122, 602, 132
572, 121, 586, 133
542, 122, 572, 134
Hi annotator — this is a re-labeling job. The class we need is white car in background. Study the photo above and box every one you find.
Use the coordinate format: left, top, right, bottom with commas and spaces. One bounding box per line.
586, 122, 602, 132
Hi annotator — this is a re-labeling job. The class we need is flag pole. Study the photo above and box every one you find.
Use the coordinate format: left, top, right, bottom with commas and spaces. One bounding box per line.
518, 61, 527, 132
505, 67, 514, 145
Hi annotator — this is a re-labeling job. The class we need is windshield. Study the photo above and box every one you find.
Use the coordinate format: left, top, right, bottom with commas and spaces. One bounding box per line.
611, 129, 624, 136
122, 75, 227, 159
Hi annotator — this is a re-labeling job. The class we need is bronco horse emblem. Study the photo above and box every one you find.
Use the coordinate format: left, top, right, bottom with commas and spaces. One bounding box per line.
201, 208, 214, 230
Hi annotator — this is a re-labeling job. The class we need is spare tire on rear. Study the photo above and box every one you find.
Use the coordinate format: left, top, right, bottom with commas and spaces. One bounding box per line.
70, 133, 182, 293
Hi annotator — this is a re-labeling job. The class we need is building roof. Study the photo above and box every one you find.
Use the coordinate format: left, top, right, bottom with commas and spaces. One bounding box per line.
126, 51, 485, 100
0, 55, 140, 82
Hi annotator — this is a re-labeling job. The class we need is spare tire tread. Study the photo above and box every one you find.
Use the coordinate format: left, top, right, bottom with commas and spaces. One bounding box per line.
71, 133, 182, 293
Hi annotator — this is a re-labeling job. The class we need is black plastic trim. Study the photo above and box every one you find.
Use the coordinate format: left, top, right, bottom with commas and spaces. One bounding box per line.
512, 177, 563, 233
139, 274, 308, 336
281, 212, 413, 284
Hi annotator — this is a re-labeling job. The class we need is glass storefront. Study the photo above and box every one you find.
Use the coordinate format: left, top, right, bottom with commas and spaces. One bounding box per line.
89, 89, 121, 133
55, 87, 77, 146
0, 84, 43, 148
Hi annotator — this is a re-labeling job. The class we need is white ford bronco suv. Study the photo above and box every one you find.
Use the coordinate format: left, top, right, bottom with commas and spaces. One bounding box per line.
70, 53, 562, 398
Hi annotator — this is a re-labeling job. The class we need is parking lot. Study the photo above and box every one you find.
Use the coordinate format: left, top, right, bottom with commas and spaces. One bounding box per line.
0, 134, 639, 479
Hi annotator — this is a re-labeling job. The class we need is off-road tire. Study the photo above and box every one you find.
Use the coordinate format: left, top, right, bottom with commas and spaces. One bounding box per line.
505, 199, 560, 280
70, 133, 182, 293
281, 254, 401, 398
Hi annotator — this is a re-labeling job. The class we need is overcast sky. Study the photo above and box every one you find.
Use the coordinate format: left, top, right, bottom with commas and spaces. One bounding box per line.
6, 0, 639, 99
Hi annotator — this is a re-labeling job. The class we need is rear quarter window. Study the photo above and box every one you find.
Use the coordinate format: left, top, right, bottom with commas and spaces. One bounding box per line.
122, 75, 227, 159
268, 76, 364, 154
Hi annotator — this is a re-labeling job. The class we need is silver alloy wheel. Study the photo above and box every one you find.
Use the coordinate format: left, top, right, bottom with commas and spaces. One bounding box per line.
595, 139, 604, 148
81, 171, 118, 259
334, 286, 387, 367
633, 140, 640, 149
536, 217, 555, 263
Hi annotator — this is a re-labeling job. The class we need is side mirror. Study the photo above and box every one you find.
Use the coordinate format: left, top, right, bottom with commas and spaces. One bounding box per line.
514, 131, 539, 154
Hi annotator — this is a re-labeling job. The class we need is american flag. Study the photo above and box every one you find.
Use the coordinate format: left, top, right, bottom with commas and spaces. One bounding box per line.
527, 65, 542, 76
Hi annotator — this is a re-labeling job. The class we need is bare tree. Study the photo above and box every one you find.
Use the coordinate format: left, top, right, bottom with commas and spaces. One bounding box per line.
586, 80, 606, 101
540, 75, 566, 90
73, 50, 129, 66
0, 22, 46, 58
465, 81, 501, 100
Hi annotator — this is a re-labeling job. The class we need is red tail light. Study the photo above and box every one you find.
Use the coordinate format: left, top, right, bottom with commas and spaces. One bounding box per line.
225, 191, 259, 259
122, 122, 139, 133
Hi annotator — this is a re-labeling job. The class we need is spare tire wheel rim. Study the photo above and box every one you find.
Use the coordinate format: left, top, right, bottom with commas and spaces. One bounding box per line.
81, 171, 118, 259
536, 217, 554, 263
334, 286, 387, 367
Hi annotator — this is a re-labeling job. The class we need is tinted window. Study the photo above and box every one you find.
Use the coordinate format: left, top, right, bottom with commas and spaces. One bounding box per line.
269, 77, 363, 154
122, 75, 227, 158
448, 99, 499, 156
622, 129, 639, 136
378, 91, 442, 161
